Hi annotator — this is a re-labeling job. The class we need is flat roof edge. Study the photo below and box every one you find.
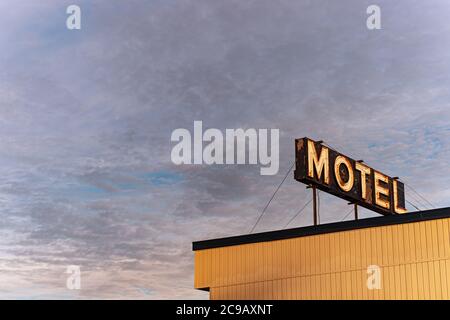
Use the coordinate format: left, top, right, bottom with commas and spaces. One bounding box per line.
192, 207, 450, 251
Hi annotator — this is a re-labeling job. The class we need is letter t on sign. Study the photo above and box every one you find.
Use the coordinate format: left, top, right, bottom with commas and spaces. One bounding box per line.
374, 171, 390, 210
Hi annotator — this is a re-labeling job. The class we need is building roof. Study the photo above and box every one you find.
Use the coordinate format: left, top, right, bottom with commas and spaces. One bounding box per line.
192, 207, 450, 251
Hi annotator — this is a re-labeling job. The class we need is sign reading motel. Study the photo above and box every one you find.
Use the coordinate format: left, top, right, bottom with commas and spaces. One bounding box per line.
294, 138, 407, 215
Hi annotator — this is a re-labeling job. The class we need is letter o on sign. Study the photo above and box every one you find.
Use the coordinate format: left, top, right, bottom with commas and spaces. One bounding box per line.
334, 156, 354, 192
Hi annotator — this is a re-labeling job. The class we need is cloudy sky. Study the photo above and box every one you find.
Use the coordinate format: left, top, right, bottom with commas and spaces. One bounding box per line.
0, 0, 449, 299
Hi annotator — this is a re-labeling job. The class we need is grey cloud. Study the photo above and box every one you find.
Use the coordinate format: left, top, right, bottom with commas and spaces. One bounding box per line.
0, 0, 449, 298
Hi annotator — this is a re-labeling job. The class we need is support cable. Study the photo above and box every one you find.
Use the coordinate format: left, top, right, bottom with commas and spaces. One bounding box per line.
283, 197, 313, 229
404, 183, 435, 209
340, 207, 355, 221
249, 162, 295, 233
406, 199, 421, 211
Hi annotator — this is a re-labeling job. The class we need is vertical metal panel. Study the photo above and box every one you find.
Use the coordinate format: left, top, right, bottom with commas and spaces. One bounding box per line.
194, 217, 450, 299
444, 259, 450, 298
444, 219, 450, 257
194, 250, 200, 288
229, 246, 235, 286
210, 247, 216, 287
404, 224, 411, 263
408, 223, 415, 263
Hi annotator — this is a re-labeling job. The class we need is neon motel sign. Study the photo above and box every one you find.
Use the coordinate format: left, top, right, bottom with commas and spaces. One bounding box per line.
294, 138, 407, 215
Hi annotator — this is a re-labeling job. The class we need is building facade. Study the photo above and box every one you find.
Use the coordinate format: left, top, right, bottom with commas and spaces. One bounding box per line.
193, 208, 450, 300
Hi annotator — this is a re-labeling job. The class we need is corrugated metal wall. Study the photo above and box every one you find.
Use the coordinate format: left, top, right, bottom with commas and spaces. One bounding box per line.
194, 217, 450, 299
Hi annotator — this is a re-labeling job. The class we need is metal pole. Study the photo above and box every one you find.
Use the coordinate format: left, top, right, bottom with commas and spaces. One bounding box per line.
313, 186, 318, 226
354, 203, 358, 220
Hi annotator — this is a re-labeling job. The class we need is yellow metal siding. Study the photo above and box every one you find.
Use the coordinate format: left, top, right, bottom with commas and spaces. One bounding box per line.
195, 217, 450, 299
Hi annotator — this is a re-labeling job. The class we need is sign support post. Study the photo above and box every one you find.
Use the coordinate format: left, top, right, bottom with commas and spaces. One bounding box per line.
312, 185, 318, 225
354, 203, 358, 220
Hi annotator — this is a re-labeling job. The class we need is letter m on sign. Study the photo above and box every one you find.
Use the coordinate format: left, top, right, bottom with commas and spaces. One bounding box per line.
294, 137, 330, 186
